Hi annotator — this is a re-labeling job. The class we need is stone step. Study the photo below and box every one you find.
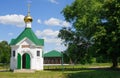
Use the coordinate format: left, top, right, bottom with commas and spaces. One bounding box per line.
13, 69, 35, 73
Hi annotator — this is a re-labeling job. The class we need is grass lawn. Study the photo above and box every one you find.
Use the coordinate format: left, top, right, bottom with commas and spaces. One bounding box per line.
0, 71, 65, 78
0, 63, 120, 78
65, 69, 120, 78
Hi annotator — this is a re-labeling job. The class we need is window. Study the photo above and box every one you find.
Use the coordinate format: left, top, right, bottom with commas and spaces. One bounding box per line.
37, 51, 40, 56
13, 50, 15, 57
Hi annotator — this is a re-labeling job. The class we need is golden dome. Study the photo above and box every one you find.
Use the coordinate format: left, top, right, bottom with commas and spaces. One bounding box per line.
24, 15, 33, 23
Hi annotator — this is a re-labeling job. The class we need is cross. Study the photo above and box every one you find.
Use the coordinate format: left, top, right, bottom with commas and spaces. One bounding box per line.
28, 3, 30, 15
27, 0, 32, 15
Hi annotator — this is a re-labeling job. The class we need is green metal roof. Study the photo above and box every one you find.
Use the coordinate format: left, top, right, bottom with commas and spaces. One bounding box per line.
10, 28, 44, 46
44, 50, 62, 57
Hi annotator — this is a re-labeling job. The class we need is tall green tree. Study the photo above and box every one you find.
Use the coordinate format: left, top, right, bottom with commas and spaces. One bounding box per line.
59, 0, 120, 68
93, 0, 120, 68
0, 41, 11, 64
58, 0, 101, 64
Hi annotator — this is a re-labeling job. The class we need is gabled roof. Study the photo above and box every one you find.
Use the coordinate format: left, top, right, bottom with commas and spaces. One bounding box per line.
44, 50, 62, 57
10, 28, 44, 46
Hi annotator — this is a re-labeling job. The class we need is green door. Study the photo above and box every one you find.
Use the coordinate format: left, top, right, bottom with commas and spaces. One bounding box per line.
22, 53, 30, 69
26, 53, 30, 69
17, 53, 21, 69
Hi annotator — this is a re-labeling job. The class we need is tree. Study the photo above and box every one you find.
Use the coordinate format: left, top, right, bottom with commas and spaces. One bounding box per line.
93, 0, 120, 68
58, 27, 94, 64
59, 0, 120, 68
58, 0, 100, 64
0, 41, 11, 64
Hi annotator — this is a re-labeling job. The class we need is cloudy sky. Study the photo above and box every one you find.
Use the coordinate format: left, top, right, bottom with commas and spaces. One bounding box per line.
0, 0, 73, 52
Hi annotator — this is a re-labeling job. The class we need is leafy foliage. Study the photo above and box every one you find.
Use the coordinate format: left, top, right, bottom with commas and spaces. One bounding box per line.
58, 0, 100, 64
0, 41, 11, 64
59, 0, 120, 68
93, 0, 120, 68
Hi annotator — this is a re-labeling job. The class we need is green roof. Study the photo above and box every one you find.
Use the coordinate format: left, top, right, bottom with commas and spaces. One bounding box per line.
44, 50, 62, 57
10, 28, 44, 46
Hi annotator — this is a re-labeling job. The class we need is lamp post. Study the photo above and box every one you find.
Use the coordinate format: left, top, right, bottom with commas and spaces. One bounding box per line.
61, 52, 64, 72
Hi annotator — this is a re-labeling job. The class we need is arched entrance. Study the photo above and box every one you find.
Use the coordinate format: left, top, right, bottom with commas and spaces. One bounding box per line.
22, 53, 31, 69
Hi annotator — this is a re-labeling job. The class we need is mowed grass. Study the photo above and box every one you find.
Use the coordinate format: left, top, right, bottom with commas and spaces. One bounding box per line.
0, 71, 65, 78
0, 63, 120, 78
66, 69, 120, 78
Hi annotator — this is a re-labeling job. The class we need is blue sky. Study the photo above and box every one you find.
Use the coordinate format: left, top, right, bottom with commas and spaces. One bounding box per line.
0, 0, 73, 52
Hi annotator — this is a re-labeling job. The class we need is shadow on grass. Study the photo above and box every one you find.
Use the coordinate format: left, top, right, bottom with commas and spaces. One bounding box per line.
66, 70, 120, 78
44, 67, 120, 71
0, 69, 10, 72
45, 67, 120, 78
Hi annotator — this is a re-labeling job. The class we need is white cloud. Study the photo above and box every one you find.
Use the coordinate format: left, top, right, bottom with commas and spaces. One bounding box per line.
49, 0, 59, 4
37, 19, 42, 24
35, 29, 61, 43
8, 33, 13, 36
44, 18, 60, 26
36, 29, 59, 39
62, 21, 71, 27
35, 29, 65, 51
44, 17, 70, 27
55, 45, 66, 52
43, 37, 61, 43
35, 29, 66, 52
0, 14, 25, 27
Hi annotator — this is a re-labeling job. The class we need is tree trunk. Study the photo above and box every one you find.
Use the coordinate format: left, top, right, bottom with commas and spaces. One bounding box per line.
69, 58, 73, 64
111, 57, 118, 68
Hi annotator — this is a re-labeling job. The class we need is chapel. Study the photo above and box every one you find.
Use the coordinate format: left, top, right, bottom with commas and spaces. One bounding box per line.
10, 5, 44, 70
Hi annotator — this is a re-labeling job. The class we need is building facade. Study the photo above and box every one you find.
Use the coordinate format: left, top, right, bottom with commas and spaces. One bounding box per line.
10, 8, 44, 70
44, 50, 62, 64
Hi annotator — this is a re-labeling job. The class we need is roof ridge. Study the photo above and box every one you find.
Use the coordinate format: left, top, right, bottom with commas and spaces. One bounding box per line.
44, 50, 62, 57
10, 28, 44, 46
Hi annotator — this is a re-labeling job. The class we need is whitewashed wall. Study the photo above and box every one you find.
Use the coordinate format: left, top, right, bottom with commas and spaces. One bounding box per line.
10, 38, 43, 70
